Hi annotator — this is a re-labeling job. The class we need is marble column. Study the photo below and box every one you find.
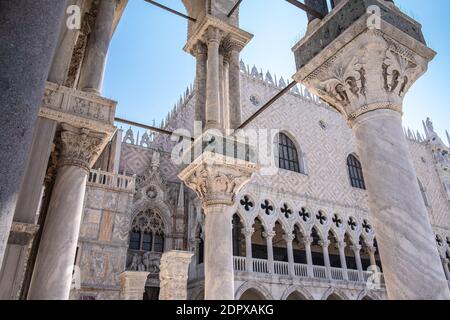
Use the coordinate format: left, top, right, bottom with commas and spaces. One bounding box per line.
0, 0, 67, 270
78, 0, 117, 94
48, 0, 85, 85
119, 271, 149, 300
28, 125, 105, 300
321, 240, 331, 279
284, 234, 295, 277
292, 6, 450, 298
264, 231, 275, 274
159, 251, 194, 300
337, 241, 349, 280
203, 204, 234, 299
243, 228, 253, 272
352, 245, 364, 282
205, 27, 222, 131
194, 42, 208, 132
179, 152, 258, 300
304, 236, 314, 277
353, 110, 450, 297
14, 118, 57, 224
368, 246, 377, 268
223, 58, 230, 130
227, 44, 242, 130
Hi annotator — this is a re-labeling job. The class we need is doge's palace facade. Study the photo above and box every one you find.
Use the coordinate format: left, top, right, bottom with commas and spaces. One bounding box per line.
0, 0, 449, 300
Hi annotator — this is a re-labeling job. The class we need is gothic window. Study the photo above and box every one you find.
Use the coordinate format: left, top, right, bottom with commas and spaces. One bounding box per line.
418, 179, 429, 207
276, 133, 303, 174
129, 209, 165, 253
347, 154, 366, 189
232, 214, 245, 257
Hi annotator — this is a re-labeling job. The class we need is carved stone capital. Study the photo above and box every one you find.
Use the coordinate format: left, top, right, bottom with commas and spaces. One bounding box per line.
283, 234, 295, 242
263, 231, 276, 240
178, 152, 258, 208
242, 227, 254, 238
336, 241, 347, 250
293, 3, 436, 126
320, 240, 331, 248
206, 26, 222, 45
303, 236, 313, 246
58, 124, 106, 170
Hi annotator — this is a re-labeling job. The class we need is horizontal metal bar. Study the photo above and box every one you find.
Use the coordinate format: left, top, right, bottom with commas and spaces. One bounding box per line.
115, 117, 195, 141
144, 0, 197, 22
238, 81, 298, 130
285, 0, 325, 20
227, 0, 243, 17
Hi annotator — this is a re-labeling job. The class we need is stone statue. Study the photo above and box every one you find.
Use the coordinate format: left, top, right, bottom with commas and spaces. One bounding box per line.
129, 253, 139, 271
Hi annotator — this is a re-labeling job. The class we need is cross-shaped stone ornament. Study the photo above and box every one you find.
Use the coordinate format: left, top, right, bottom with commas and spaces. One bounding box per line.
332, 214, 342, 228
348, 217, 357, 231
281, 203, 292, 219
316, 211, 327, 225
261, 200, 274, 215
240, 195, 254, 212
299, 208, 310, 222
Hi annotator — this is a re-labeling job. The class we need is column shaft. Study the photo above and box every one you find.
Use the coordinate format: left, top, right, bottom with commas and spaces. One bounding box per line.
223, 58, 230, 130
228, 49, 241, 130
194, 43, 207, 131
14, 118, 57, 224
322, 242, 331, 279
304, 240, 313, 277
48, 0, 85, 84
285, 238, 295, 276
265, 234, 274, 274
244, 230, 253, 272
353, 110, 450, 299
204, 204, 234, 300
205, 29, 221, 130
0, 0, 67, 270
78, 0, 116, 94
28, 165, 88, 299
338, 244, 348, 280
352, 246, 364, 281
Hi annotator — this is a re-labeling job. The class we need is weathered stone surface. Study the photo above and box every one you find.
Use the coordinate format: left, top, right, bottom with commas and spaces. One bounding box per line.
0, 0, 67, 270
159, 251, 193, 300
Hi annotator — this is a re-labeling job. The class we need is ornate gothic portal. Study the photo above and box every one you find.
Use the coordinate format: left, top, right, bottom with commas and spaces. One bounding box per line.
0, 0, 450, 302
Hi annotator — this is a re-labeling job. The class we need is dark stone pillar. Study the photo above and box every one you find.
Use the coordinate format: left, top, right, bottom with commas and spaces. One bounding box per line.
0, 0, 67, 268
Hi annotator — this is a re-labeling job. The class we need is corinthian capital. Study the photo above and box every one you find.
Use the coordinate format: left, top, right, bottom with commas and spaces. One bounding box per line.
59, 124, 106, 170
179, 152, 258, 207
292, 0, 436, 126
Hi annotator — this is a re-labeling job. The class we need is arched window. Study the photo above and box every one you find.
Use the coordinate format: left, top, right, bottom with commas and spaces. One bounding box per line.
347, 154, 366, 190
129, 209, 165, 253
276, 133, 302, 173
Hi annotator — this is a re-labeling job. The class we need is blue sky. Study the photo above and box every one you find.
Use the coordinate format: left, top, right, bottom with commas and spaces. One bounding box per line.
103, 0, 450, 141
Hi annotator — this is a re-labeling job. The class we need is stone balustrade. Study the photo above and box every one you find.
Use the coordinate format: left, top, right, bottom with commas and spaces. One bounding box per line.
88, 169, 136, 192
232, 256, 384, 286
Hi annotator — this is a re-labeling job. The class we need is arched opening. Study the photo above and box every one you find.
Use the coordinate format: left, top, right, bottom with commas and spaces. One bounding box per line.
326, 293, 343, 300
328, 231, 341, 268
344, 233, 357, 270
286, 291, 308, 300
239, 288, 266, 300
129, 209, 165, 253
273, 221, 288, 262
232, 214, 245, 257
311, 227, 324, 266
251, 218, 267, 260
274, 132, 305, 174
347, 154, 366, 190
293, 224, 307, 264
